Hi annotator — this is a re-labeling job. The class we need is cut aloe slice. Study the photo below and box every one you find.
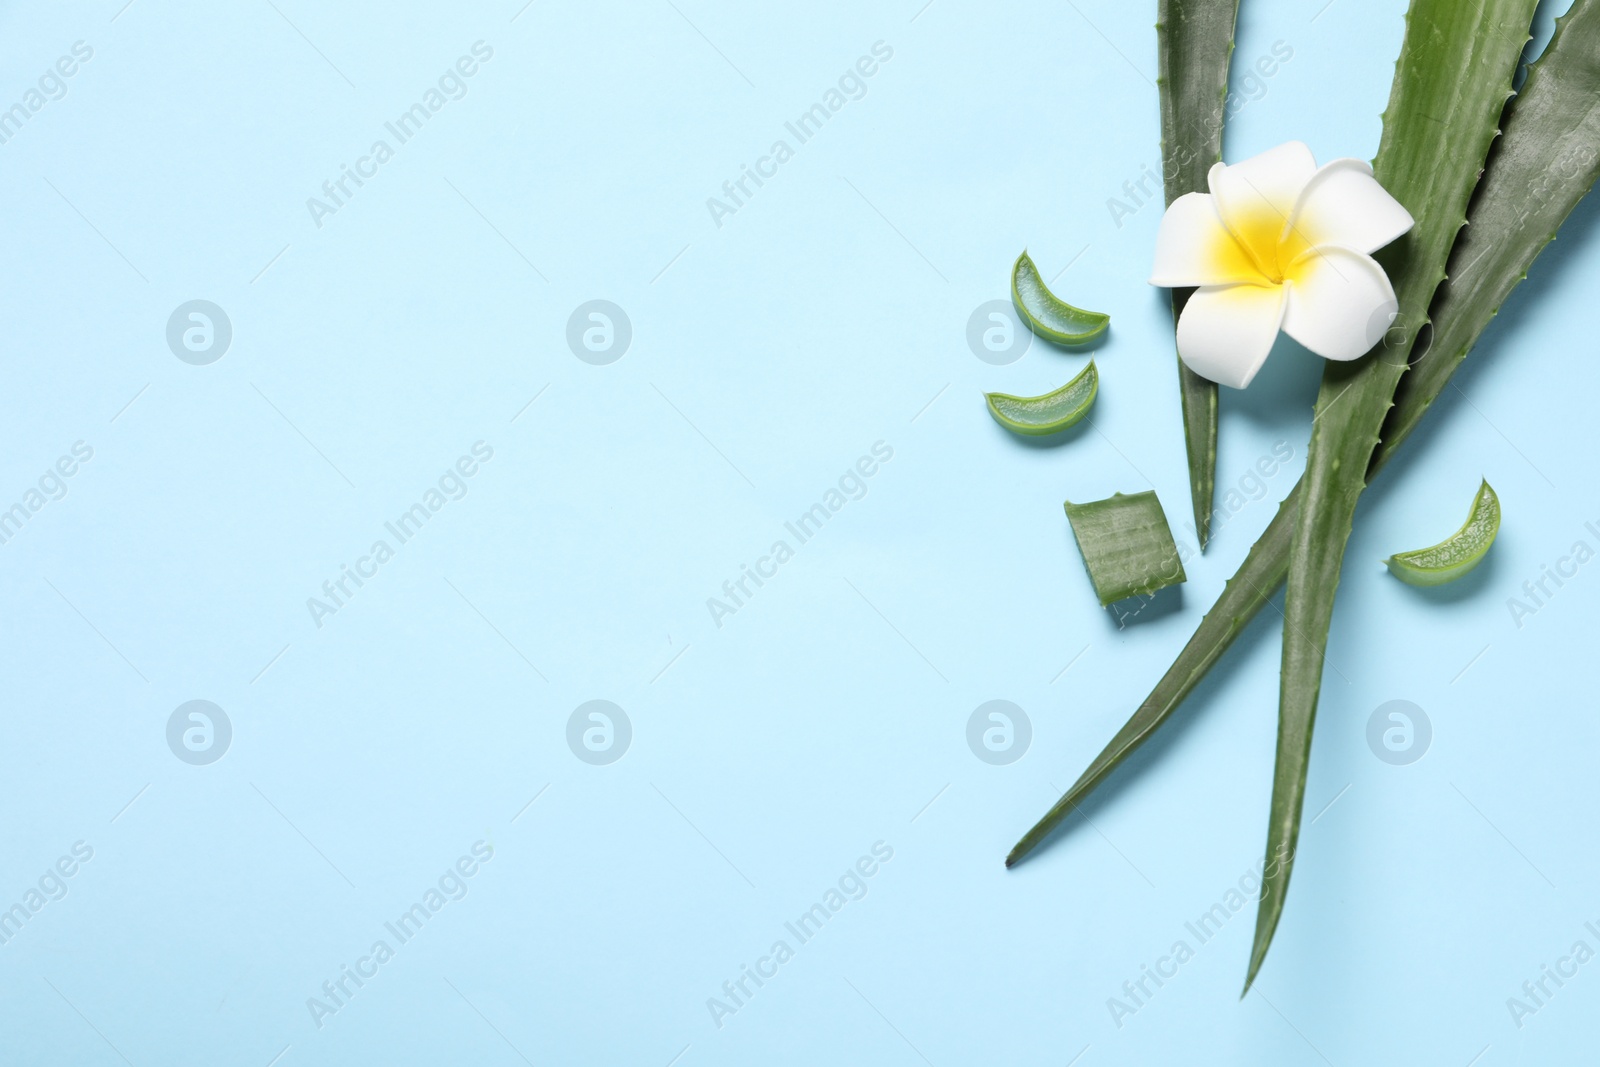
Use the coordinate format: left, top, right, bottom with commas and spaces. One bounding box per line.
1011, 251, 1109, 345
1385, 480, 1500, 586
1064, 491, 1187, 607
985, 362, 1097, 436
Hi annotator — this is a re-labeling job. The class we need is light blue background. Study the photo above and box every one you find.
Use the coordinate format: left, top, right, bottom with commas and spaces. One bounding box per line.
1, 0, 1596, 1063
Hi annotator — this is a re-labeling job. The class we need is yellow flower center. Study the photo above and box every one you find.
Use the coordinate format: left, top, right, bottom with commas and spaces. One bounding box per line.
1210, 202, 1315, 288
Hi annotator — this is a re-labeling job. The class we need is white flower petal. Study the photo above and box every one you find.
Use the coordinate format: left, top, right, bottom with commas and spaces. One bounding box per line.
1150, 193, 1268, 287
1284, 159, 1414, 255
1176, 282, 1289, 390
1208, 141, 1319, 263
1282, 246, 1397, 361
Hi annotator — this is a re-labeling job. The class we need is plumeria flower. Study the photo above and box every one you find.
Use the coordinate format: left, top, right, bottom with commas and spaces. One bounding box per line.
1149, 141, 1414, 389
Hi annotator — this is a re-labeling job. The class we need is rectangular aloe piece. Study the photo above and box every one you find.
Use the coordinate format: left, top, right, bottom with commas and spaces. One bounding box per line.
1009, 0, 1600, 924
1064, 492, 1187, 606
1157, 0, 1241, 551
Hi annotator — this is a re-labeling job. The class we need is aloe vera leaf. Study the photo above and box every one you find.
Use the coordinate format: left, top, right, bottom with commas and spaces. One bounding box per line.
1010, 251, 1109, 345
1158, 0, 1240, 551
1172, 299, 1218, 549
1251, 0, 1542, 992
1007, 0, 1600, 871
1385, 481, 1501, 586
1384, 0, 1600, 460
1006, 487, 1291, 868
1064, 492, 1187, 607
985, 362, 1098, 436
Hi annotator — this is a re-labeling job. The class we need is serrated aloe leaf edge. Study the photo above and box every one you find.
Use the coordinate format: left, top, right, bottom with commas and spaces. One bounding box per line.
1008, 0, 1600, 982
1158, 0, 1241, 552
1255, 0, 1543, 993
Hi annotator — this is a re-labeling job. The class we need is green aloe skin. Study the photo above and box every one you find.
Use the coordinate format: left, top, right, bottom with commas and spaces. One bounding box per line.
1010, 0, 1600, 985
1011, 251, 1110, 344
985, 362, 1098, 436
1157, 0, 1242, 551
1256, 0, 1543, 992
1063, 491, 1187, 607
1385, 480, 1500, 586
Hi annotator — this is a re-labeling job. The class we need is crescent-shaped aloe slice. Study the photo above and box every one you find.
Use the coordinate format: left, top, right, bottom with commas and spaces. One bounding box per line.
1158, 0, 1240, 553
1010, 251, 1109, 345
1009, 0, 1600, 938
1385, 480, 1500, 586
985, 362, 1098, 436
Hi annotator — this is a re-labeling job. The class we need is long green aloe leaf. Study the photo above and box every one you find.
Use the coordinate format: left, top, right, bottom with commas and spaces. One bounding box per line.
1007, 0, 1600, 871
1384, 0, 1600, 456
1158, 0, 1241, 551
1251, 0, 1543, 992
